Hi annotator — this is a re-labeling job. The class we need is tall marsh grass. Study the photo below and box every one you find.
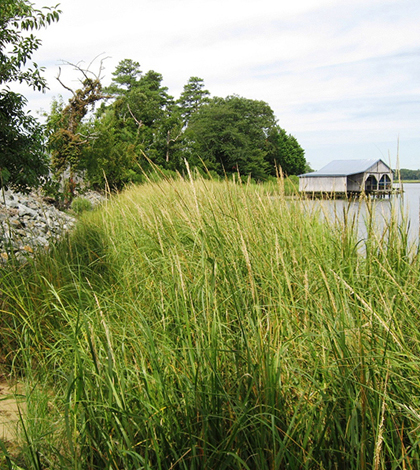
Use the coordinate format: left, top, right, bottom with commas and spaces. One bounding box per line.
1, 176, 420, 469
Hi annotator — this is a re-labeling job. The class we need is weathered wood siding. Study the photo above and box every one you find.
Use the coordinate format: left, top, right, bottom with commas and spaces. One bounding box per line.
299, 176, 347, 192
347, 174, 364, 191
371, 160, 392, 175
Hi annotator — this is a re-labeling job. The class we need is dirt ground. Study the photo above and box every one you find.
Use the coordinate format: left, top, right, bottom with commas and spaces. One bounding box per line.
0, 379, 24, 444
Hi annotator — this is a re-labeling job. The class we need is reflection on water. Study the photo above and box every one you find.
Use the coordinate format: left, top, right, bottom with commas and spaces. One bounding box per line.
301, 183, 420, 249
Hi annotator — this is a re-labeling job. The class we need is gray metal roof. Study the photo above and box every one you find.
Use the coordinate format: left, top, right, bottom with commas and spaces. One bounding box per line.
299, 159, 388, 177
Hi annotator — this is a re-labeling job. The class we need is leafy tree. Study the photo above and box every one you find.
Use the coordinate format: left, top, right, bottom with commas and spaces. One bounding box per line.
150, 105, 185, 168
108, 68, 173, 135
187, 95, 306, 179
79, 108, 143, 190
126, 70, 172, 128
65, 60, 305, 188
1, 0, 60, 91
106, 59, 142, 95
178, 76, 210, 124
80, 62, 185, 188
266, 127, 306, 176
187, 96, 275, 179
0, 0, 60, 192
0, 91, 48, 192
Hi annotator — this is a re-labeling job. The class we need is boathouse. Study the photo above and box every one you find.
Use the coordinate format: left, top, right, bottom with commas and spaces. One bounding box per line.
298, 159, 393, 196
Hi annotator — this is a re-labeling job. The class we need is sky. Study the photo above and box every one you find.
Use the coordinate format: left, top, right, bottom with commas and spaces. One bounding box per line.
16, 0, 420, 170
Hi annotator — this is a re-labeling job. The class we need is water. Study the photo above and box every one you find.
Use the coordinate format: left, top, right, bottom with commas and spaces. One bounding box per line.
302, 183, 420, 249
399, 183, 420, 241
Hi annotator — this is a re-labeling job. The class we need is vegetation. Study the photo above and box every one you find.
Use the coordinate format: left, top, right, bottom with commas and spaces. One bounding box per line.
48, 61, 109, 181
47, 59, 307, 191
70, 196, 93, 214
397, 168, 420, 181
1, 175, 419, 469
177, 76, 210, 124
187, 95, 306, 180
0, 0, 60, 192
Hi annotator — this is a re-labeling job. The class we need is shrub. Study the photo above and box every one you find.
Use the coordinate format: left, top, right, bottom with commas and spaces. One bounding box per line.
70, 197, 92, 214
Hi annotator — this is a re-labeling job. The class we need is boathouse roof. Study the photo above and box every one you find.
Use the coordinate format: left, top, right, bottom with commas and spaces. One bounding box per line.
299, 159, 390, 178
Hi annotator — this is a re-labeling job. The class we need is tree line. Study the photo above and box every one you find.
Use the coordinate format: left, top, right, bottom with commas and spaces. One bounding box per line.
1, 1, 308, 198
397, 168, 420, 181
46, 59, 308, 191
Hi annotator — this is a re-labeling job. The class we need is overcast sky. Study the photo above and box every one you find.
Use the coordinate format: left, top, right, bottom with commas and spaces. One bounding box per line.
19, 0, 420, 170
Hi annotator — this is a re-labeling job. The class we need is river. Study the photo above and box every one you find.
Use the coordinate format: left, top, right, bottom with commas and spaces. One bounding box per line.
301, 183, 420, 250
398, 182, 420, 243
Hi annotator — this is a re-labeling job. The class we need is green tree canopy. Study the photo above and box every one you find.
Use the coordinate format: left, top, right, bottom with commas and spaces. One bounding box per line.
398, 168, 420, 181
47, 58, 306, 189
187, 95, 306, 180
265, 127, 307, 176
0, 0, 60, 191
0, 90, 47, 191
178, 76, 210, 124
107, 59, 142, 95
75, 61, 184, 189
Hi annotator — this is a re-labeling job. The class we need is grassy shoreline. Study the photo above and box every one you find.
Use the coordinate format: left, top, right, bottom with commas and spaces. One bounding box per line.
1, 176, 420, 469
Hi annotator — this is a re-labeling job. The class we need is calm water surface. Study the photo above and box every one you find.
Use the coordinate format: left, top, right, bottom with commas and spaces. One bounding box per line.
399, 183, 420, 242
302, 183, 420, 249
